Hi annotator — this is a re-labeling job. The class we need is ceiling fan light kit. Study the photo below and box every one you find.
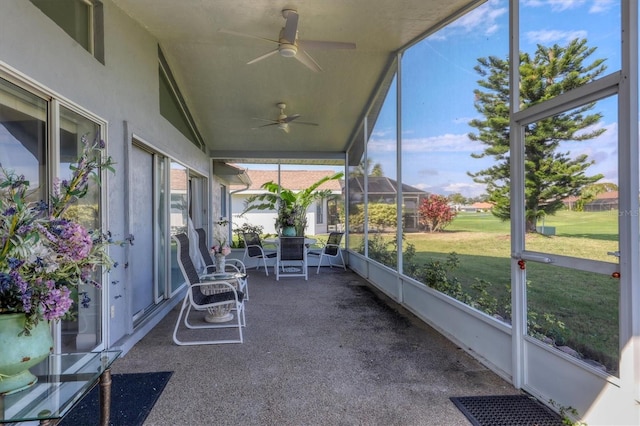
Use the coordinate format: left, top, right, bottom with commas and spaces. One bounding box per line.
279, 44, 297, 57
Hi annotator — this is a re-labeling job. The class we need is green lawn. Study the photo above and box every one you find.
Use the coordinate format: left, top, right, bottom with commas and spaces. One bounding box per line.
381, 210, 620, 373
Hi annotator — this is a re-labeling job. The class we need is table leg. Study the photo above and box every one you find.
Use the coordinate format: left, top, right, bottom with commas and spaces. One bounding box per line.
99, 367, 112, 426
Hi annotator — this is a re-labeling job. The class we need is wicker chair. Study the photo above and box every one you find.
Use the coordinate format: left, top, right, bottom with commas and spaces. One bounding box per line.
276, 236, 308, 281
195, 228, 248, 299
241, 232, 277, 275
172, 233, 245, 345
308, 232, 346, 274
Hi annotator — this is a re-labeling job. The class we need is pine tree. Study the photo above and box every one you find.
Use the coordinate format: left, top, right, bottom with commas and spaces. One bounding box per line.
468, 38, 607, 231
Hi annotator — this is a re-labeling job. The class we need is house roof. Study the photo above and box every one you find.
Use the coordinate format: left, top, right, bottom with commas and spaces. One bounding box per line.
471, 202, 493, 209
348, 176, 427, 195
235, 169, 342, 192
564, 190, 619, 203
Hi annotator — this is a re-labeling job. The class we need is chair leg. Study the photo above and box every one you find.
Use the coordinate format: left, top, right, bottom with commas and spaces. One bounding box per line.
338, 251, 346, 270
172, 295, 190, 345
173, 297, 244, 345
316, 254, 324, 274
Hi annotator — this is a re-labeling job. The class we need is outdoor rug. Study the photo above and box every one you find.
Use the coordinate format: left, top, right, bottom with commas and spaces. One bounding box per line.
450, 394, 564, 426
59, 371, 173, 426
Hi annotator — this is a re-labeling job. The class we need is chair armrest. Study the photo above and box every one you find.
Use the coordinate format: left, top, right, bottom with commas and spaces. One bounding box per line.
247, 244, 266, 253
202, 265, 217, 274
227, 258, 247, 272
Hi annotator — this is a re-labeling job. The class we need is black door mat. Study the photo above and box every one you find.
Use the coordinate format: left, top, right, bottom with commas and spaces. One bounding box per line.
450, 394, 564, 426
59, 371, 173, 426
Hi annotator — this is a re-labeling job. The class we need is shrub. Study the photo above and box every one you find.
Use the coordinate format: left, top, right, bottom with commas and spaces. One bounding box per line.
418, 194, 457, 232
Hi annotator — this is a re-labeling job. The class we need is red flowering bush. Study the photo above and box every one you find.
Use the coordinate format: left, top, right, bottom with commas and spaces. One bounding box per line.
418, 194, 457, 232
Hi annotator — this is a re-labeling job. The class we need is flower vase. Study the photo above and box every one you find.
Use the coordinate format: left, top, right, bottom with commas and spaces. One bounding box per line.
0, 313, 53, 395
215, 254, 226, 272
282, 226, 296, 237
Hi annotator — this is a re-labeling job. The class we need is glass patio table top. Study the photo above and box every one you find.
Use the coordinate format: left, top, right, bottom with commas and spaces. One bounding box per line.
0, 350, 121, 424
201, 271, 247, 281
264, 237, 317, 246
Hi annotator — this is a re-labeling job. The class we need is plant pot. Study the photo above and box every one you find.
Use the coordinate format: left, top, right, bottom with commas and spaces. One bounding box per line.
0, 313, 53, 395
282, 226, 296, 237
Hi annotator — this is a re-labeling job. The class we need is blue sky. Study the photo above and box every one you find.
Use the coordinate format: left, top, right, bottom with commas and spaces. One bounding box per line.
367, 0, 621, 198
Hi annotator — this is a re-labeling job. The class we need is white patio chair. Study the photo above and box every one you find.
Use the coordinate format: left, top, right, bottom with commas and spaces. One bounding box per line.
276, 236, 308, 281
308, 232, 346, 274
195, 228, 249, 299
241, 231, 277, 275
172, 233, 245, 345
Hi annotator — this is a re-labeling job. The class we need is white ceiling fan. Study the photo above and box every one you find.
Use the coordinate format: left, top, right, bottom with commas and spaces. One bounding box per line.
252, 103, 319, 133
220, 9, 356, 72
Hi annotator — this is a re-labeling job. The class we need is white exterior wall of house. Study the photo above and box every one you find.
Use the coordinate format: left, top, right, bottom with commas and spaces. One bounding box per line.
1, 1, 210, 353
232, 191, 327, 236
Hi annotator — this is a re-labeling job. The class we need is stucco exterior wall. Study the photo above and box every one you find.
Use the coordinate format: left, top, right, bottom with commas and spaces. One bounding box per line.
0, 0, 210, 349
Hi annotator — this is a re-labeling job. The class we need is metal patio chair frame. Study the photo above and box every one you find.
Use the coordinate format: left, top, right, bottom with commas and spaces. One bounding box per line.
195, 227, 249, 299
308, 232, 346, 274
276, 236, 308, 281
172, 233, 245, 345
241, 231, 277, 275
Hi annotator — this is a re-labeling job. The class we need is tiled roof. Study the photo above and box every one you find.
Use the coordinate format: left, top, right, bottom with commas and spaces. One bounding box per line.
471, 202, 493, 209
240, 170, 342, 192
170, 168, 187, 190
564, 190, 619, 203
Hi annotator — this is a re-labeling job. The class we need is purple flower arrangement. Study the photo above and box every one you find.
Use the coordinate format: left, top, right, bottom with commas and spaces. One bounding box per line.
0, 134, 125, 334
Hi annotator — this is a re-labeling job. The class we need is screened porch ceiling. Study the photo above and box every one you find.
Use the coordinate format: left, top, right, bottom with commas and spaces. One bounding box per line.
111, 0, 483, 165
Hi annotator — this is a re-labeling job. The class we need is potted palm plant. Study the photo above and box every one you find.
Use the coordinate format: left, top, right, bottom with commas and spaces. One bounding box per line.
243, 171, 344, 237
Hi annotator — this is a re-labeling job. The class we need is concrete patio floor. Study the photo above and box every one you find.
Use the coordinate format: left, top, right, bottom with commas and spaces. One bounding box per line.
113, 266, 520, 425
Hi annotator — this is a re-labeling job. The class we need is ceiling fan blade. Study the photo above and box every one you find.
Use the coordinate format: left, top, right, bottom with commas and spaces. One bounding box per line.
218, 29, 280, 45
282, 10, 299, 44
295, 49, 323, 72
252, 117, 279, 123
252, 122, 280, 130
293, 121, 319, 126
298, 39, 356, 50
283, 114, 301, 123
247, 49, 279, 65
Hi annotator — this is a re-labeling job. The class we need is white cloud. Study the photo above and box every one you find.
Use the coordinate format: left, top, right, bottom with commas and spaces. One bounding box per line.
371, 129, 394, 138
525, 29, 588, 45
590, 0, 616, 13
435, 0, 507, 40
522, 0, 586, 12
368, 131, 482, 155
442, 182, 487, 198
402, 133, 478, 153
522, 0, 613, 14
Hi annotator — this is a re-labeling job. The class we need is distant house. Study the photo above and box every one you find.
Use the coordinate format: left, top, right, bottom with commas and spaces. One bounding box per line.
348, 176, 429, 231
584, 191, 619, 212
231, 169, 343, 235
563, 191, 619, 212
